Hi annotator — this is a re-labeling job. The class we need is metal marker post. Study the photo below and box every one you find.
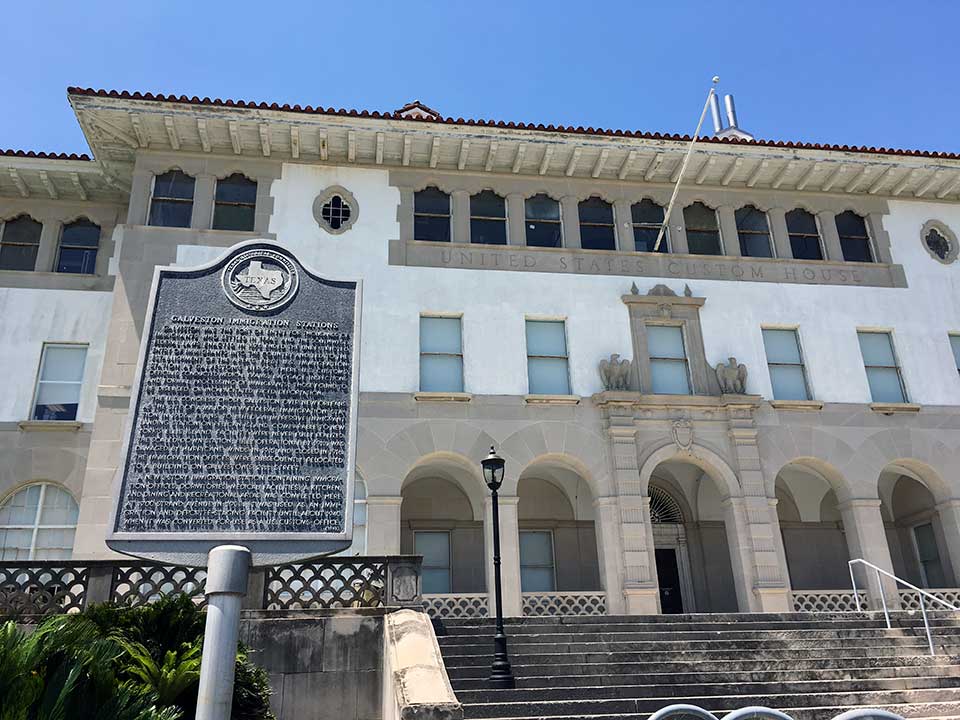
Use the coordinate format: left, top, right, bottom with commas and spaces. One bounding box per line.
196, 545, 252, 720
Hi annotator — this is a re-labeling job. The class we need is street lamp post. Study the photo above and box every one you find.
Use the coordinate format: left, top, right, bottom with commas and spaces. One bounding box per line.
481, 445, 516, 689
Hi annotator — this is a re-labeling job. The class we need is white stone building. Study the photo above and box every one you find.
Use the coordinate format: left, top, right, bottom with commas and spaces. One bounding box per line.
3, 88, 960, 617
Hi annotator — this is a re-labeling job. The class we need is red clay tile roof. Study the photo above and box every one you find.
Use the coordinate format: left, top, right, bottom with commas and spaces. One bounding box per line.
1, 148, 91, 161
67, 87, 960, 162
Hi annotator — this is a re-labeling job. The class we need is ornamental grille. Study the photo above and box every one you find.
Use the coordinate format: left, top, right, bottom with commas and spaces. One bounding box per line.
320, 195, 351, 231
650, 486, 684, 524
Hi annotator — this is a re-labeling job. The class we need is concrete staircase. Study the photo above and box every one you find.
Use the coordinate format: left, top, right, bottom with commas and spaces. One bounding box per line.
435, 612, 960, 720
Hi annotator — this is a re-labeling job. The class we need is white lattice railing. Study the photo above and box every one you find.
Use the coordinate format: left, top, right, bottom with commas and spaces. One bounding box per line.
523, 591, 607, 616
423, 593, 489, 618
791, 589, 868, 612
898, 588, 960, 611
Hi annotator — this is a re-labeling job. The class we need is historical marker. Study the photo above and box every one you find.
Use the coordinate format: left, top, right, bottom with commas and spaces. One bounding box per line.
107, 241, 361, 566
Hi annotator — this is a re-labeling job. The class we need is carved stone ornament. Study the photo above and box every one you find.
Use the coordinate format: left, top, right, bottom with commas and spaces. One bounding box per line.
599, 353, 632, 390
715, 356, 748, 394
920, 219, 958, 265
647, 283, 678, 297
672, 419, 694, 450
312, 185, 359, 235
222, 248, 299, 312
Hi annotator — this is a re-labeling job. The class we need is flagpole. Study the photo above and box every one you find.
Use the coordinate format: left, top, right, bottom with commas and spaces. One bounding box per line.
652, 76, 720, 252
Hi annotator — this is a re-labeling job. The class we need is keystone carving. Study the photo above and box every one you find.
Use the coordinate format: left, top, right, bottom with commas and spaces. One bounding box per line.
599, 353, 633, 391
715, 356, 748, 394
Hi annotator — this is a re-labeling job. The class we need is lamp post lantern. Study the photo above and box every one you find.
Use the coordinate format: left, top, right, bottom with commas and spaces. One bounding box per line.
481, 445, 516, 689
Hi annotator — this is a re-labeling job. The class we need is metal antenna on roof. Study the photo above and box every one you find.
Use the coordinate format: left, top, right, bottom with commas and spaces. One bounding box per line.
652, 76, 720, 252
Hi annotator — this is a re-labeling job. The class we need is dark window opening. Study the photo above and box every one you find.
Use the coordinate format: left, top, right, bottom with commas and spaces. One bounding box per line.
925, 228, 950, 260
470, 190, 507, 245
836, 211, 873, 262
148, 170, 195, 228
321, 195, 352, 230
525, 194, 562, 248
578, 197, 616, 251
213, 174, 257, 231
632, 199, 668, 253
414, 187, 451, 242
684, 202, 722, 255
735, 206, 772, 258
56, 219, 100, 274
786, 209, 823, 260
0, 215, 42, 271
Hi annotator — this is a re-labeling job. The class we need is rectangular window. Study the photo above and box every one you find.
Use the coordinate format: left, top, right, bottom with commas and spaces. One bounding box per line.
858, 331, 906, 403
32, 344, 87, 421
56, 220, 100, 274
519, 530, 556, 592
415, 531, 451, 594
526, 320, 570, 395
525, 194, 562, 248
419, 316, 463, 392
148, 171, 195, 228
647, 325, 690, 394
0, 216, 42, 271
212, 174, 257, 231
950, 334, 960, 375
762, 328, 810, 401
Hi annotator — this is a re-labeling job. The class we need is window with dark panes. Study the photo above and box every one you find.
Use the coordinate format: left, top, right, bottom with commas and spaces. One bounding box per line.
578, 197, 616, 251
786, 209, 823, 260
525, 194, 562, 248
469, 190, 507, 245
414, 187, 451, 242
836, 211, 874, 262
632, 199, 668, 253
735, 206, 772, 258
213, 174, 257, 231
56, 219, 100, 274
519, 531, 556, 592
683, 202, 722, 255
148, 170, 195, 228
0, 215, 42, 271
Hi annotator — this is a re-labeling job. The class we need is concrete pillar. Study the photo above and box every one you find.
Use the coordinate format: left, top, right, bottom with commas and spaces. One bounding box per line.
35, 219, 61, 272
366, 496, 403, 555
838, 499, 900, 609
192, 174, 216, 230
717, 205, 740, 257
506, 193, 526, 246
768, 207, 792, 260
667, 204, 689, 254
127, 170, 153, 225
934, 499, 960, 586
485, 495, 522, 617
817, 211, 844, 261
613, 199, 634, 252
560, 195, 581, 249
594, 496, 625, 615
452, 190, 470, 244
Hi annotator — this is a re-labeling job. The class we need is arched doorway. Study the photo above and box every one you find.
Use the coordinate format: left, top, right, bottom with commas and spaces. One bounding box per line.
648, 484, 696, 613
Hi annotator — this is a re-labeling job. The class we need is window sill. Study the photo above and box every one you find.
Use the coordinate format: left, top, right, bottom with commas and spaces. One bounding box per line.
870, 402, 921, 415
769, 399, 824, 411
524, 394, 581, 405
18, 420, 83, 432
413, 392, 472, 403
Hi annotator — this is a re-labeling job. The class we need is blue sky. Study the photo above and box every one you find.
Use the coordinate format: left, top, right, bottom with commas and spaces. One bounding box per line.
2, 1, 958, 156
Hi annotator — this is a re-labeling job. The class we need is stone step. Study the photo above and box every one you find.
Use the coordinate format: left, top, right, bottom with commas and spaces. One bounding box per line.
482, 704, 960, 720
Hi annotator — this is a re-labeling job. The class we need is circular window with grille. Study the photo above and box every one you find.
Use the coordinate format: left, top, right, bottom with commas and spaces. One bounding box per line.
313, 186, 358, 235
921, 220, 958, 265
649, 486, 684, 524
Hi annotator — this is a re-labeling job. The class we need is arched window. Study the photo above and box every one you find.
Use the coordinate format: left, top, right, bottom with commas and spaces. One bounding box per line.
0, 483, 79, 560
786, 209, 823, 260
213, 174, 257, 231
0, 215, 42, 271
836, 211, 873, 262
56, 219, 101, 274
524, 194, 562, 248
578, 197, 616, 250
735, 206, 772, 258
148, 170, 195, 228
683, 202, 722, 255
631, 199, 668, 253
649, 486, 684, 524
469, 190, 507, 245
414, 187, 451, 242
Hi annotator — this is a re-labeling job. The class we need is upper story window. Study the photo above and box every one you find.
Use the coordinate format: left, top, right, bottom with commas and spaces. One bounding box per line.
0, 215, 42, 271
735, 206, 772, 258
0, 483, 79, 560
414, 187, 451, 242
56, 219, 100, 274
32, 344, 88, 422
470, 190, 507, 245
762, 328, 810, 401
786, 209, 823, 260
419, 316, 464, 393
525, 194, 562, 248
684, 202, 722, 255
632, 199, 668, 253
578, 197, 616, 251
519, 530, 556, 592
148, 170, 195, 228
857, 331, 906, 403
647, 325, 691, 394
836, 211, 873, 263
213, 174, 257, 231
526, 320, 570, 395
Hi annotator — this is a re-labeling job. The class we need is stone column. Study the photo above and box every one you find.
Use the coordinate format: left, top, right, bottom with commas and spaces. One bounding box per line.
366, 496, 403, 555
934, 499, 960, 586
253, 176, 274, 234
485, 495, 522, 617
768, 497, 793, 595
594, 496, 626, 615
613, 199, 634, 253
506, 193, 526, 246
720, 496, 758, 611
127, 170, 153, 225
717, 205, 740, 257
451, 190, 470, 244
35, 219, 61, 272
667, 204, 688, 254
192, 174, 216, 230
768, 207, 793, 260
838, 499, 900, 609
560, 195, 581, 249
817, 211, 844, 261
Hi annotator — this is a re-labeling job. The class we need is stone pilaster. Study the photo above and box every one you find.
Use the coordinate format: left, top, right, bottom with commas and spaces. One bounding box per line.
451, 190, 470, 245
613, 199, 634, 253
366, 496, 403, 555
35, 219, 61, 272
506, 193, 525, 246
667, 204, 688, 254
838, 498, 900, 609
253, 176, 275, 234
191, 174, 216, 230
127, 170, 153, 225
817, 210, 844, 261
593, 496, 626, 615
561, 195, 581, 249
717, 206, 740, 257
767, 207, 792, 260
934, 499, 960, 586
484, 494, 522, 617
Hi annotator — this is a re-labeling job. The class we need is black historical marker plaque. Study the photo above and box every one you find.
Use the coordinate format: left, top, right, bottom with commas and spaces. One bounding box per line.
107, 241, 361, 565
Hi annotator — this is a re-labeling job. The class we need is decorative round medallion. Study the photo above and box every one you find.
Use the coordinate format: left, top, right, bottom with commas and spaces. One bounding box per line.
920, 220, 958, 265
312, 185, 359, 235
222, 248, 299, 312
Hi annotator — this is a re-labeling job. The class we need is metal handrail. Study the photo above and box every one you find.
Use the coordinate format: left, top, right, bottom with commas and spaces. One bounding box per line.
647, 705, 905, 720
848, 558, 959, 655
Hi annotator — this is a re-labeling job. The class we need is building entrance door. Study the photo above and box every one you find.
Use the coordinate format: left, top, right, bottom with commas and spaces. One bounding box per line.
655, 548, 684, 614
